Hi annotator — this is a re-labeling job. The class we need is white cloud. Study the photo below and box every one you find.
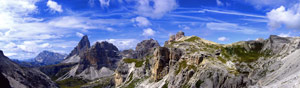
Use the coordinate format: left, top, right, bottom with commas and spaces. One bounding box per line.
267, 4, 300, 30
206, 22, 265, 34
216, 0, 224, 6
206, 22, 238, 30
48, 16, 94, 29
0, 0, 38, 30
142, 28, 156, 36
76, 32, 84, 37
244, 0, 298, 9
278, 32, 292, 37
132, 16, 151, 27
17, 40, 52, 53
47, 0, 63, 13
106, 27, 115, 31
218, 37, 228, 41
136, 0, 178, 18
99, 39, 139, 50
178, 25, 191, 30
4, 53, 17, 57
200, 9, 265, 18
99, 0, 110, 8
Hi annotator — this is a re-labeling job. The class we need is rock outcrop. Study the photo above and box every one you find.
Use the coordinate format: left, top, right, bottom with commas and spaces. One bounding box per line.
0, 50, 58, 88
151, 47, 170, 81
175, 31, 185, 40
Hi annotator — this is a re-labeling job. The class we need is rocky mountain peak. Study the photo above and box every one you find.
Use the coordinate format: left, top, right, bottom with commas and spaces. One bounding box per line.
92, 41, 119, 52
135, 39, 160, 59
76, 35, 91, 53
62, 35, 90, 63
263, 35, 293, 54
75, 41, 120, 77
34, 50, 66, 65
167, 31, 185, 44
70, 35, 90, 56
175, 31, 185, 40
0, 50, 5, 58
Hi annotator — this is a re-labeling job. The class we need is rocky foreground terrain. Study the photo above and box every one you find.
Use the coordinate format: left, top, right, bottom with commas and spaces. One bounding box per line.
114, 31, 300, 88
0, 50, 58, 88
2, 31, 300, 88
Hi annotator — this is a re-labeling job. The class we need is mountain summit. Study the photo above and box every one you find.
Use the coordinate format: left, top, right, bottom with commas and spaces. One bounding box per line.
55, 36, 120, 81
34, 50, 66, 66
62, 35, 90, 63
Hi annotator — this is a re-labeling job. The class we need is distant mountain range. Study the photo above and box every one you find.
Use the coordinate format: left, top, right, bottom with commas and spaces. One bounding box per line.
12, 50, 66, 67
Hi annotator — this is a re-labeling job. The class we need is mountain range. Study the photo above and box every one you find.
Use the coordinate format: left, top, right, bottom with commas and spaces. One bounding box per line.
2, 31, 300, 88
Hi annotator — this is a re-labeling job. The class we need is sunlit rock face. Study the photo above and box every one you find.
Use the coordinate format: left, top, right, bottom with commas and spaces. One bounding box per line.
76, 41, 120, 75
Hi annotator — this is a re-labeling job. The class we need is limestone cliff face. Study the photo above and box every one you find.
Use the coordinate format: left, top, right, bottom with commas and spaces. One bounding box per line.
151, 47, 170, 81
76, 41, 120, 74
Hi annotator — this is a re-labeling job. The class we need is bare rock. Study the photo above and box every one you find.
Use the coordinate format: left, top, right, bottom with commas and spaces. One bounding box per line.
135, 39, 160, 59
151, 47, 170, 81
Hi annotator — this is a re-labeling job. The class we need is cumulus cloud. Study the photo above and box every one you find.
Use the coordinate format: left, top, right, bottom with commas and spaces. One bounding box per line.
99, 39, 139, 50
267, 4, 300, 30
0, 0, 38, 30
218, 37, 228, 41
132, 16, 152, 27
136, 0, 178, 18
142, 28, 156, 36
47, 0, 63, 13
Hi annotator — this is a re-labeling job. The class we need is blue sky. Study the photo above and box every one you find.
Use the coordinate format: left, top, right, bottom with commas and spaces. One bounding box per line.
1, 0, 300, 60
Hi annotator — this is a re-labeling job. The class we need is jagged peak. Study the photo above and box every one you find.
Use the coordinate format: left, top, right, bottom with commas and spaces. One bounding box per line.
0, 50, 5, 57
78, 35, 90, 48
63, 35, 91, 62
176, 31, 185, 40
